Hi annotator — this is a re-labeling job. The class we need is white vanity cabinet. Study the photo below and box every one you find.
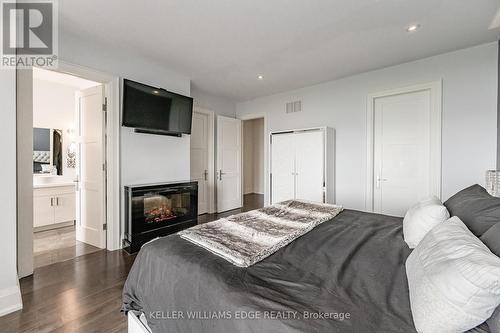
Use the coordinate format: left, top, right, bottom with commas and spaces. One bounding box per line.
33, 185, 76, 228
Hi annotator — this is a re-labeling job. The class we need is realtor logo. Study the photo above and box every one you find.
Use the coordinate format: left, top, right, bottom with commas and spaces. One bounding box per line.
1, 0, 58, 68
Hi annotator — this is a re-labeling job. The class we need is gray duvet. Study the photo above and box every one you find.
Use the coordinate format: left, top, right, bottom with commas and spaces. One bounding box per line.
122, 209, 491, 333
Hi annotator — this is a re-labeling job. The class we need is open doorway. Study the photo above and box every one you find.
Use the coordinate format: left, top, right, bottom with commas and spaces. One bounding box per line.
242, 118, 265, 210
32, 67, 104, 269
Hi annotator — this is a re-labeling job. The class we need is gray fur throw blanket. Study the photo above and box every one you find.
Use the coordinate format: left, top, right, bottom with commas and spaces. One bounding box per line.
178, 200, 343, 267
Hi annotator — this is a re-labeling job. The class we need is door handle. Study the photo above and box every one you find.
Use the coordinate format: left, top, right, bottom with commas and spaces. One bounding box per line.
218, 170, 226, 181
203, 170, 208, 181
50, 198, 54, 206
376, 174, 388, 188
56, 197, 59, 206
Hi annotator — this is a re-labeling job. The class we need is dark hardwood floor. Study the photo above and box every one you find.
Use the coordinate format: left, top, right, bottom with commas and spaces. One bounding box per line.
198, 193, 264, 223
1, 194, 264, 333
2, 249, 135, 333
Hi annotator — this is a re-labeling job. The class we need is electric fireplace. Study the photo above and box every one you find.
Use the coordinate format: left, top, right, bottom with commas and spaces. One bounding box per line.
123, 181, 198, 253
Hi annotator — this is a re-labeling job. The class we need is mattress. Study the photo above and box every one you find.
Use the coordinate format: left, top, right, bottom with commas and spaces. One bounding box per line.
122, 209, 491, 333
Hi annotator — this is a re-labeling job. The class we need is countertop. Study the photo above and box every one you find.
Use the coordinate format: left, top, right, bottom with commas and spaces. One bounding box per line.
33, 182, 75, 189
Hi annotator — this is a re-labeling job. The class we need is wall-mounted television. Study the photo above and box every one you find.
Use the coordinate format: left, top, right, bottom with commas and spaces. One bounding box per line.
122, 79, 193, 136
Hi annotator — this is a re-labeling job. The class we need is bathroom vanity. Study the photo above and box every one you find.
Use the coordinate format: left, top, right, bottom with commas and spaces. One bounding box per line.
33, 176, 76, 229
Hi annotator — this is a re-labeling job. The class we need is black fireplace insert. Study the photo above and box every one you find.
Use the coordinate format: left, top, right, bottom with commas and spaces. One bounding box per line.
123, 181, 198, 253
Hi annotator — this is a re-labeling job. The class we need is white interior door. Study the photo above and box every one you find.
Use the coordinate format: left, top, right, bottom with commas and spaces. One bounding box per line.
191, 111, 210, 214
373, 90, 432, 216
76, 85, 106, 248
216, 116, 242, 212
295, 131, 325, 203
271, 133, 295, 204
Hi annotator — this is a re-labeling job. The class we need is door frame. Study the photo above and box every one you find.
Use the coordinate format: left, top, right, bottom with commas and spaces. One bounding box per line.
17, 61, 120, 277
238, 113, 268, 205
192, 106, 216, 214
365, 81, 442, 212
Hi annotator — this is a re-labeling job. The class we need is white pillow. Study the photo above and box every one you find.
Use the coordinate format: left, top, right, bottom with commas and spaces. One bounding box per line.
403, 196, 449, 248
406, 216, 500, 333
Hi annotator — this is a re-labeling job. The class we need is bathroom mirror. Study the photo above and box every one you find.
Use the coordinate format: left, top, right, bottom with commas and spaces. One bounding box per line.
33, 127, 63, 175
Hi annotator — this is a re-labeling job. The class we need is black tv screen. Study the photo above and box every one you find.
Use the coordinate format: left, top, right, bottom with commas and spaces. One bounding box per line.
122, 79, 193, 135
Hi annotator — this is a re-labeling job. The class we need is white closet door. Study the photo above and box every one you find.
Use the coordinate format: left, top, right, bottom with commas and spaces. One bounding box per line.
294, 131, 324, 203
271, 133, 296, 204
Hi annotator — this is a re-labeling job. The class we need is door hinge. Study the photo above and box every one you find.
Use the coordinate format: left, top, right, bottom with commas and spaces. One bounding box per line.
103, 224, 107, 231
102, 97, 108, 112
102, 162, 107, 172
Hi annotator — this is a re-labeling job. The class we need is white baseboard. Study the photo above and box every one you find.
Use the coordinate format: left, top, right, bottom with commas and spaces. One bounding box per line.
0, 281, 22, 317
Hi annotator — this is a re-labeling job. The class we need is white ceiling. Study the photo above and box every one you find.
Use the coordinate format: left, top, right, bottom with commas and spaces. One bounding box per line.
59, 0, 500, 101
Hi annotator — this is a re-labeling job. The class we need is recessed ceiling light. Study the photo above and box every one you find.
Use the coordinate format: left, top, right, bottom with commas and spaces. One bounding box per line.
406, 24, 420, 32
152, 90, 159, 94
257, 75, 264, 80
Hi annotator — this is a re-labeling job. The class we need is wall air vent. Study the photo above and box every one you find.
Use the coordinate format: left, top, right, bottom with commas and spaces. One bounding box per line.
285, 100, 302, 114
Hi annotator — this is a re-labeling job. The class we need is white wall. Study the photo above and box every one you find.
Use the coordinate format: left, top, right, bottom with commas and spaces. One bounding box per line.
191, 86, 237, 117
58, 30, 193, 234
237, 43, 498, 210
0, 69, 22, 315
243, 118, 264, 194
33, 80, 76, 129
59, 30, 192, 182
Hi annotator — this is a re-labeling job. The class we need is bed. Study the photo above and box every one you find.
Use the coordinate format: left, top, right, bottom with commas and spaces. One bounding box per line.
122, 209, 491, 333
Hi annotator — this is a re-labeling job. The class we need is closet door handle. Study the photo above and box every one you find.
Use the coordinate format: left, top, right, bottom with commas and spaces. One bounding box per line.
50, 198, 54, 206
376, 174, 388, 188
56, 197, 59, 206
